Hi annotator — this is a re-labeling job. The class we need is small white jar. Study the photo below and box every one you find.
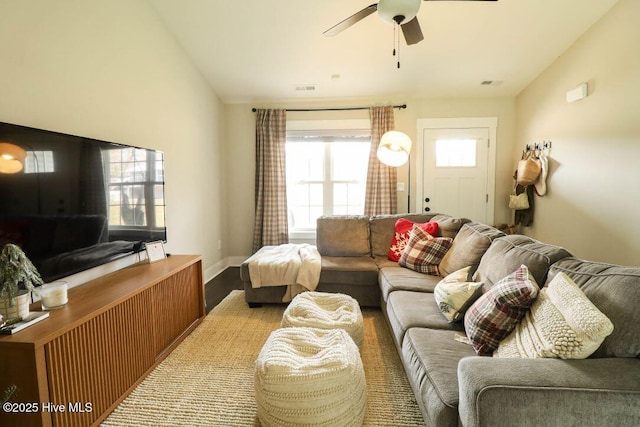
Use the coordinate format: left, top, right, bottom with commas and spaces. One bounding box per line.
40, 281, 68, 310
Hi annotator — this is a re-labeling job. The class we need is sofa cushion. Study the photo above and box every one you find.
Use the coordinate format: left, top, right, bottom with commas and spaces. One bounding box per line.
25, 217, 56, 257
370, 213, 436, 257
386, 291, 464, 349
438, 222, 505, 277
549, 258, 640, 358
240, 254, 378, 285
473, 234, 572, 291
434, 267, 483, 322
401, 328, 476, 427
378, 266, 442, 302
319, 256, 379, 285
388, 218, 438, 262
494, 272, 614, 359
457, 357, 640, 427
430, 214, 470, 239
0, 218, 28, 249
465, 265, 540, 355
52, 215, 108, 253
316, 215, 370, 256
373, 256, 402, 270
399, 225, 453, 275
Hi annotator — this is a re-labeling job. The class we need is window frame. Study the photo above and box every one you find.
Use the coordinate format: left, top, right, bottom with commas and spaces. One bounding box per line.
104, 148, 166, 234
286, 119, 371, 241
24, 151, 55, 173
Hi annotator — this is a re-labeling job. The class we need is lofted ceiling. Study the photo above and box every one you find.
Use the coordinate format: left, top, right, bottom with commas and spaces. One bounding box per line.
149, 0, 618, 104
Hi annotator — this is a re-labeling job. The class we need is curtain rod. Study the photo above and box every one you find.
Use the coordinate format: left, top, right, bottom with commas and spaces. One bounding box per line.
251, 104, 406, 113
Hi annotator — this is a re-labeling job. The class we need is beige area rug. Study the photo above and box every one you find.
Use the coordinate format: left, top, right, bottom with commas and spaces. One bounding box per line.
102, 290, 425, 426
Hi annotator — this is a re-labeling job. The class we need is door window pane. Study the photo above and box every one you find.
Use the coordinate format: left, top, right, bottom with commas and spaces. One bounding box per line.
435, 139, 477, 167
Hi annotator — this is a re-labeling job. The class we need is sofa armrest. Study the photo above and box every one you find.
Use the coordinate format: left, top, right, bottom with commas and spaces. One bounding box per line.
457, 356, 640, 427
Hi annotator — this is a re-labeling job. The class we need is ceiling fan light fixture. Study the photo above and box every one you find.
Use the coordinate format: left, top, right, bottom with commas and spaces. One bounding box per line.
377, 0, 421, 26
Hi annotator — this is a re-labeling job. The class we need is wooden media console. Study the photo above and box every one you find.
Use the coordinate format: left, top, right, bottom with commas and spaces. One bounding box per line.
0, 255, 205, 427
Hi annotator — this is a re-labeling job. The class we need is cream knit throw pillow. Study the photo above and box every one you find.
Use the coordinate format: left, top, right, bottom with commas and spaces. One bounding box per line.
494, 272, 614, 359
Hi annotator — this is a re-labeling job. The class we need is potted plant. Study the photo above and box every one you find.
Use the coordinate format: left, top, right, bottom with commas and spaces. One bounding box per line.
0, 244, 44, 320
1, 385, 17, 405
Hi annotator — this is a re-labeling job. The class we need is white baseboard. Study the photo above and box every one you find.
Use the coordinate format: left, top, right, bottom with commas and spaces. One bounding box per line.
204, 258, 229, 283
227, 256, 249, 267
203, 256, 250, 283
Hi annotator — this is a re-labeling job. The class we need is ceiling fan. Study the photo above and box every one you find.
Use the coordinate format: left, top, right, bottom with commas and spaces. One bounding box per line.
324, 0, 498, 46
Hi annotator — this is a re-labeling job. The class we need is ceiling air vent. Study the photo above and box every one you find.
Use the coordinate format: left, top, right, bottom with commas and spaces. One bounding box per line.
294, 84, 316, 92
481, 80, 503, 86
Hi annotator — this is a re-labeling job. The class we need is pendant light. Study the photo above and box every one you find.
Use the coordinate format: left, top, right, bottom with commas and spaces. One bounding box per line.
0, 143, 27, 174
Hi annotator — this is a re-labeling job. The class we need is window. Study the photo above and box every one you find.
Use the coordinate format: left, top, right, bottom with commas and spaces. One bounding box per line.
286, 120, 370, 234
105, 148, 165, 229
24, 151, 55, 173
435, 139, 477, 167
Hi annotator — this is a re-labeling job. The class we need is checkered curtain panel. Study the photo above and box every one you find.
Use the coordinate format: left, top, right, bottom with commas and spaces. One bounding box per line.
252, 109, 289, 253
364, 106, 397, 216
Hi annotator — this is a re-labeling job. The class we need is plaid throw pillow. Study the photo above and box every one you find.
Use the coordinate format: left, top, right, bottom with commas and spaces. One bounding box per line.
388, 219, 439, 262
464, 264, 539, 355
399, 224, 452, 275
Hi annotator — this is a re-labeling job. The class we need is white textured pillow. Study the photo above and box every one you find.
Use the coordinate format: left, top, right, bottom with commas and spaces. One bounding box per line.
494, 272, 614, 359
442, 266, 471, 283
434, 267, 483, 322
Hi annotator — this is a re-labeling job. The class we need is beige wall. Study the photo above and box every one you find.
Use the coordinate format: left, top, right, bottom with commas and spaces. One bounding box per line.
7, 0, 633, 273
515, 0, 640, 265
0, 0, 227, 280
226, 97, 516, 259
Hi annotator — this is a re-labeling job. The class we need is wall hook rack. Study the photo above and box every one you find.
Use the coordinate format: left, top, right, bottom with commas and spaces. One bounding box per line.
525, 140, 552, 153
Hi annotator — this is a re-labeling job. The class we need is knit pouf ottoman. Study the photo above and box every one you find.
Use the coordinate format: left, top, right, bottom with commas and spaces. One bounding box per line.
254, 327, 366, 427
281, 291, 364, 349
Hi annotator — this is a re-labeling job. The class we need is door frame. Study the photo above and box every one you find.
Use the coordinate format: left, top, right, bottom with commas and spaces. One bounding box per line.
416, 117, 498, 224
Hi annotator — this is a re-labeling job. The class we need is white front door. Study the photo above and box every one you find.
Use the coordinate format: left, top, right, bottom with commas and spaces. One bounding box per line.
416, 118, 497, 224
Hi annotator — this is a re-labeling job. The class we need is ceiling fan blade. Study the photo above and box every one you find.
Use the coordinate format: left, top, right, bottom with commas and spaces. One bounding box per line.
401, 17, 424, 45
323, 4, 378, 37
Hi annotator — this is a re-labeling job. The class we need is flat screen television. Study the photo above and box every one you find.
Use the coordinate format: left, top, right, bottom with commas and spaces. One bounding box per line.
0, 121, 166, 283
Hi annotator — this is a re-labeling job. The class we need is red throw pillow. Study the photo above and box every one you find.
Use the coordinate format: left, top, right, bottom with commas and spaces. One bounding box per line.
388, 218, 439, 262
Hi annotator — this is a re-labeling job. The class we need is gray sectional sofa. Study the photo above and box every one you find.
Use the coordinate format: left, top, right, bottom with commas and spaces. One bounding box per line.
241, 213, 640, 426
241, 213, 465, 307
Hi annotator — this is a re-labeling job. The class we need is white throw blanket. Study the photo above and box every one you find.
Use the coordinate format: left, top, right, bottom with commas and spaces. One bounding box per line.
247, 244, 322, 302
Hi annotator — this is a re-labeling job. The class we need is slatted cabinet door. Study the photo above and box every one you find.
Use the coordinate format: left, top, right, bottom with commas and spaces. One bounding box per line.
151, 262, 203, 359
0, 255, 205, 427
45, 291, 155, 427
